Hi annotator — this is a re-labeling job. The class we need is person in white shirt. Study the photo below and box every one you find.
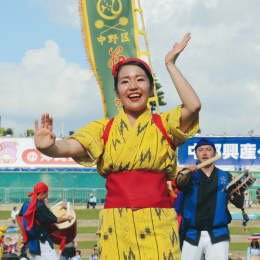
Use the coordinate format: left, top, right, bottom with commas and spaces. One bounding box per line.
11, 206, 19, 225
244, 191, 250, 208
87, 194, 96, 209
247, 239, 260, 260
89, 245, 98, 260
71, 250, 81, 260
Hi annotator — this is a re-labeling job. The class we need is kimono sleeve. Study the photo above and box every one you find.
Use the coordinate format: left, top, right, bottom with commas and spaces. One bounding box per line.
65, 118, 108, 167
161, 105, 199, 147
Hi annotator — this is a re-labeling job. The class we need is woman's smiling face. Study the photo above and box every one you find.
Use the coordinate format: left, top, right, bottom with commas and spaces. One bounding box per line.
114, 65, 153, 116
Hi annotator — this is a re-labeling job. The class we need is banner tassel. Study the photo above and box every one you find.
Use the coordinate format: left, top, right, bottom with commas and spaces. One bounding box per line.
78, 0, 108, 118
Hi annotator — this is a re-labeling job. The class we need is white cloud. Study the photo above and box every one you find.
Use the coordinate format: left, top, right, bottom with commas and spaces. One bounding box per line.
28, 0, 80, 27
0, 40, 103, 136
48, 0, 80, 27
246, 82, 260, 103
3, 0, 260, 136
137, 0, 260, 135
203, 0, 219, 9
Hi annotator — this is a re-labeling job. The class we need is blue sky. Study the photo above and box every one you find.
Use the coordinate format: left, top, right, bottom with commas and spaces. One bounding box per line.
0, 0, 260, 137
1, 1, 84, 66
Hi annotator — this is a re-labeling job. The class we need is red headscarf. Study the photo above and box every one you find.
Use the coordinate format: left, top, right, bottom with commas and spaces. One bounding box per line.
24, 182, 48, 231
112, 58, 152, 78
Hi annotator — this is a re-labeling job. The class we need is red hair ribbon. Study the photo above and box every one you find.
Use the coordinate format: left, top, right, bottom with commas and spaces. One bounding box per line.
112, 58, 152, 78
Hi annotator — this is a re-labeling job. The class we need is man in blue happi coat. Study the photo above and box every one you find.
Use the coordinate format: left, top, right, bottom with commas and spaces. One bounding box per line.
176, 138, 244, 260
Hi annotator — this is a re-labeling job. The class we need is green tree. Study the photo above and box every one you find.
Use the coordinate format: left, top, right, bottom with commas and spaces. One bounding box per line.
149, 74, 167, 113
26, 129, 35, 137
1, 128, 14, 136
0, 128, 6, 136
6, 128, 14, 136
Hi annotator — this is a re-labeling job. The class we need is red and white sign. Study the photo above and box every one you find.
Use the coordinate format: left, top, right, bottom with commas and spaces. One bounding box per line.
0, 137, 80, 168
22, 149, 76, 165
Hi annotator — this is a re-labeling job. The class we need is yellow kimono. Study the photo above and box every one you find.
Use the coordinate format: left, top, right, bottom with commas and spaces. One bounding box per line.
68, 106, 199, 260
0, 226, 7, 259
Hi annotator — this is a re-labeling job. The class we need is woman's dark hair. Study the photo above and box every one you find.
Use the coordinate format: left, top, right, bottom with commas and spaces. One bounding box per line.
114, 61, 154, 89
251, 240, 259, 248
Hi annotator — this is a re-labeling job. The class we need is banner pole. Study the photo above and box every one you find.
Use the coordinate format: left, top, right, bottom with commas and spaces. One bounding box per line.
135, 0, 160, 115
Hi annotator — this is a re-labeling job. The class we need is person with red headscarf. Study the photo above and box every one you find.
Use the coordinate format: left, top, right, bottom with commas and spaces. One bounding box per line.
34, 33, 201, 259
19, 182, 73, 260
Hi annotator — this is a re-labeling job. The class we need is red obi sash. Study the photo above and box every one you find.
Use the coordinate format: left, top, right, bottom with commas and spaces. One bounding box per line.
104, 171, 172, 209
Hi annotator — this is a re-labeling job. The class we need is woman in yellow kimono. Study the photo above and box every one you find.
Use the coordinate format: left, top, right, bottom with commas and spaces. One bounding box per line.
34, 33, 201, 260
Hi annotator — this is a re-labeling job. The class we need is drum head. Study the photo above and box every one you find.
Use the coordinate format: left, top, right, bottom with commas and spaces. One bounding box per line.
52, 205, 76, 230
225, 172, 247, 190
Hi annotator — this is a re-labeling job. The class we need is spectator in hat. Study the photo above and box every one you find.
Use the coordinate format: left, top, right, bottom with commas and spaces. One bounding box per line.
2, 235, 12, 254
87, 193, 96, 209
0, 225, 12, 258
3, 234, 19, 255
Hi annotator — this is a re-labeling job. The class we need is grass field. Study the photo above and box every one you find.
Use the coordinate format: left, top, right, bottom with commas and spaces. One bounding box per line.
229, 242, 249, 251
74, 209, 101, 219
0, 209, 102, 220
1, 208, 257, 253
77, 226, 98, 233
0, 211, 11, 220
229, 226, 260, 235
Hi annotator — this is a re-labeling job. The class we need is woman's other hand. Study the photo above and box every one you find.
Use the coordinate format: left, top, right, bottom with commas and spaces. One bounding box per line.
35, 113, 56, 150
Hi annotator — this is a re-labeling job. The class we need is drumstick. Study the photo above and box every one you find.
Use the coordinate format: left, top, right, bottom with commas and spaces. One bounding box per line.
51, 201, 63, 210
180, 155, 222, 175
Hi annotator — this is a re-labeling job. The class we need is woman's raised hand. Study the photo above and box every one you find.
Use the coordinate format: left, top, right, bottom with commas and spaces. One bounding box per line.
165, 32, 191, 65
34, 113, 56, 150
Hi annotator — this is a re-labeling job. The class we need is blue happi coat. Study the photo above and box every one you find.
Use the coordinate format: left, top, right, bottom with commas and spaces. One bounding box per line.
179, 168, 231, 246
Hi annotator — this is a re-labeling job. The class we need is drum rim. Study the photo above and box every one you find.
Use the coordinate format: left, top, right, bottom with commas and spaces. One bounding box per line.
225, 171, 251, 189
52, 207, 77, 229
225, 171, 255, 198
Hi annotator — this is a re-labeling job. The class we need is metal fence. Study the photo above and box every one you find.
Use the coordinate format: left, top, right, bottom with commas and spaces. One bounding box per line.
0, 187, 107, 205
0, 187, 258, 205
246, 188, 259, 205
